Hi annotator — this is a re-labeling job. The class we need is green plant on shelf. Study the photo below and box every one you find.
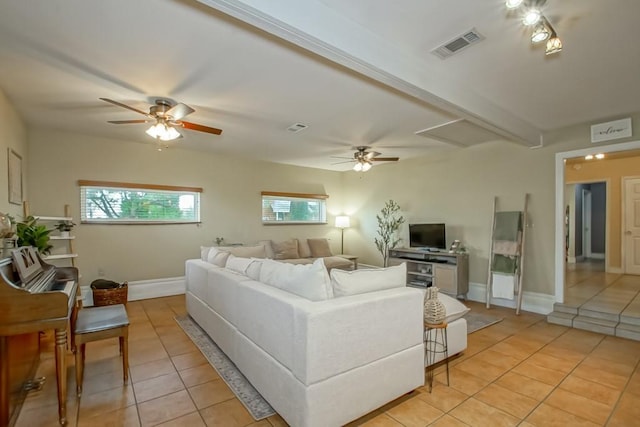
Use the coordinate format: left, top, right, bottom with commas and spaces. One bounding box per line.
16, 216, 53, 254
55, 220, 76, 232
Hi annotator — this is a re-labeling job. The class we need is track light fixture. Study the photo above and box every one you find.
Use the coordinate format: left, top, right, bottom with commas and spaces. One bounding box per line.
505, 0, 562, 56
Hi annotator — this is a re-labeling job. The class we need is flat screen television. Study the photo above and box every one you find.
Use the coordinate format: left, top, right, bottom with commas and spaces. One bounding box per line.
409, 223, 446, 250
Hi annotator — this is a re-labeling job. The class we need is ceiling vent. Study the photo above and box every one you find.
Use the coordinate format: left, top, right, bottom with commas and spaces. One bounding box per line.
431, 29, 485, 59
287, 123, 308, 132
415, 119, 505, 147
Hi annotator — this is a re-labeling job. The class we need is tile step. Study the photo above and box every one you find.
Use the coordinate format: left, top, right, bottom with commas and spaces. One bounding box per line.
578, 308, 620, 322
573, 315, 617, 336
552, 303, 578, 315
619, 313, 640, 326
547, 311, 575, 327
616, 323, 640, 342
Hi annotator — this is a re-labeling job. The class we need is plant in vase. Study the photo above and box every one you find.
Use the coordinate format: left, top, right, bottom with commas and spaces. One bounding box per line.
374, 199, 405, 267
16, 216, 53, 254
55, 220, 76, 238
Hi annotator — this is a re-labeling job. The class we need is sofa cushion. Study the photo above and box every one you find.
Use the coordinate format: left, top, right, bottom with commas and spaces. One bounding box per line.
226, 255, 253, 275
207, 247, 230, 267
200, 246, 212, 261
330, 263, 407, 297
279, 258, 313, 265
246, 259, 263, 281
273, 239, 299, 260
308, 238, 332, 257
322, 256, 354, 271
259, 258, 333, 301
229, 245, 267, 259
297, 239, 312, 258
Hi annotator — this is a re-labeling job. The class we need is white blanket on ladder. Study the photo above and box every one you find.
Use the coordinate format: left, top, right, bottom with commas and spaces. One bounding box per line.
492, 273, 515, 300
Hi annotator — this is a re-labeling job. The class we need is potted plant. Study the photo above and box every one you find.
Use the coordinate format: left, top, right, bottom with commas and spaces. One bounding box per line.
374, 200, 405, 267
55, 220, 76, 238
16, 216, 53, 255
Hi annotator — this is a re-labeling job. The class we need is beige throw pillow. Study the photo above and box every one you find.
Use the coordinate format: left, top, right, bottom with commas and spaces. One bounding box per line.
273, 239, 299, 260
229, 245, 267, 259
307, 238, 332, 257
297, 239, 312, 258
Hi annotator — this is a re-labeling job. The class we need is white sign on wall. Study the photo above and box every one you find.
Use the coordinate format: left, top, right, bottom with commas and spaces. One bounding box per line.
591, 118, 632, 143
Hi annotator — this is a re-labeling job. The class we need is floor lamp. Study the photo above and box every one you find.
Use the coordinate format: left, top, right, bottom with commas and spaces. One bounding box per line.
335, 215, 350, 254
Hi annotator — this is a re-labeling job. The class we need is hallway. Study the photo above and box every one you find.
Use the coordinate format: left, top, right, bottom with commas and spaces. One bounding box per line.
548, 260, 640, 341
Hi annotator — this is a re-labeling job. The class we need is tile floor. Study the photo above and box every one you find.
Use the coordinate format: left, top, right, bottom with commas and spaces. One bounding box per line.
15, 295, 640, 426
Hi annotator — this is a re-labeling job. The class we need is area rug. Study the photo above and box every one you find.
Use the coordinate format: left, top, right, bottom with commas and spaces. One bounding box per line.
464, 311, 503, 334
174, 315, 276, 420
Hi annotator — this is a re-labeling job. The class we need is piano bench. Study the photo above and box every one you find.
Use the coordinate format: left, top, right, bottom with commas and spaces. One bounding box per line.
74, 304, 129, 397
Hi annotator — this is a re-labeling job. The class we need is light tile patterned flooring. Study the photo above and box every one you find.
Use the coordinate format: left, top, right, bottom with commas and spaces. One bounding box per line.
15, 295, 640, 426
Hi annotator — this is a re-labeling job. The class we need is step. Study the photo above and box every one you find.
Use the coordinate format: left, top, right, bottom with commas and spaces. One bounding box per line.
616, 323, 640, 342
572, 315, 617, 336
552, 303, 578, 315
578, 307, 620, 323
547, 311, 575, 327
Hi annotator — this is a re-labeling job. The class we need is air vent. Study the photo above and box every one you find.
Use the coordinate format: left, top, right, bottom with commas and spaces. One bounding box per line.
431, 28, 485, 59
287, 123, 308, 132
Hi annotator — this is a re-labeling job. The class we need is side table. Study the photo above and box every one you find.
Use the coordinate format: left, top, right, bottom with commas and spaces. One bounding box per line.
338, 254, 358, 270
424, 321, 449, 392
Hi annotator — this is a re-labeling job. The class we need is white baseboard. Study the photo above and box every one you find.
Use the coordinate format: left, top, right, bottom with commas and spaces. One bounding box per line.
590, 253, 605, 260
567, 257, 577, 264
467, 282, 554, 315
81, 276, 185, 306
608, 267, 623, 274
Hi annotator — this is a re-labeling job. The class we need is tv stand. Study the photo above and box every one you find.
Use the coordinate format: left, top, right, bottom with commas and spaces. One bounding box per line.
388, 248, 469, 299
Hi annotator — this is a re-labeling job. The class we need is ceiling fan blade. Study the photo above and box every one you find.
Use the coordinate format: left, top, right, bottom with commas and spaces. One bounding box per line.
330, 156, 354, 159
371, 157, 400, 162
107, 120, 151, 124
364, 151, 381, 160
180, 121, 223, 135
99, 98, 149, 116
166, 103, 195, 121
331, 160, 355, 165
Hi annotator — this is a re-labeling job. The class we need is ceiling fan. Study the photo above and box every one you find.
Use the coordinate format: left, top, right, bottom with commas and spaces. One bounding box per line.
99, 98, 223, 143
332, 146, 399, 172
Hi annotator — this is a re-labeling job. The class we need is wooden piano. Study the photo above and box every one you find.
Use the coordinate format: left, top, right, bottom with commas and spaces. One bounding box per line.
0, 247, 79, 426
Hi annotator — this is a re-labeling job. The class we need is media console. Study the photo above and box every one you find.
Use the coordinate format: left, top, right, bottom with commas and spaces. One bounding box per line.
388, 248, 469, 299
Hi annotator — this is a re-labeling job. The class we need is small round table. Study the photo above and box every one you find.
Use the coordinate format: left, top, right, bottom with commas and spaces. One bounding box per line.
424, 321, 449, 392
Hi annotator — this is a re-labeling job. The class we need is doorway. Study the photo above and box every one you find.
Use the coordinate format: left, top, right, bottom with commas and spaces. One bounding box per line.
624, 177, 640, 275
555, 140, 640, 303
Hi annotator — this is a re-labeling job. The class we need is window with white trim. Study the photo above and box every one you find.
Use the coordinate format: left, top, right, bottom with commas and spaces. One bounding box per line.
261, 191, 327, 224
79, 180, 201, 224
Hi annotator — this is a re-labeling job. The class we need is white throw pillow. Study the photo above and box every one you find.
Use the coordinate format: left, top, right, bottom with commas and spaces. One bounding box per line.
200, 246, 212, 261
259, 258, 332, 301
330, 263, 407, 297
225, 255, 254, 275
246, 259, 263, 281
437, 292, 470, 323
207, 247, 230, 267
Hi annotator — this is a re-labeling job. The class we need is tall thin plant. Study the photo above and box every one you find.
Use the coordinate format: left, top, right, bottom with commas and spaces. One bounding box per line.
374, 200, 405, 267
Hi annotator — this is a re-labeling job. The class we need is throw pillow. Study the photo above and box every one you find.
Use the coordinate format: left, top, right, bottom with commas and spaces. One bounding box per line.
207, 247, 230, 267
225, 255, 254, 275
330, 263, 407, 297
273, 239, 299, 260
307, 238, 333, 257
229, 245, 267, 259
259, 258, 333, 301
436, 292, 470, 323
257, 240, 275, 259
200, 246, 212, 261
246, 259, 263, 281
297, 239, 312, 258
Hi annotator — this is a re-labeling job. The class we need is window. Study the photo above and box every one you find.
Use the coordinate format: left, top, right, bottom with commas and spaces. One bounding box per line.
261, 191, 328, 224
79, 180, 202, 224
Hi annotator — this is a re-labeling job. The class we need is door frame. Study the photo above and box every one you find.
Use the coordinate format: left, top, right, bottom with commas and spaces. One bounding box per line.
555, 140, 640, 303
582, 188, 592, 259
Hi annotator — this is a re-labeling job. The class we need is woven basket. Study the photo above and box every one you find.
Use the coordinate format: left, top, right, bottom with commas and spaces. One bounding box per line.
91, 281, 128, 306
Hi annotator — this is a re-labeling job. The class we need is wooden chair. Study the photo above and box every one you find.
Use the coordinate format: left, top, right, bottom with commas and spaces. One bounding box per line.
74, 304, 129, 396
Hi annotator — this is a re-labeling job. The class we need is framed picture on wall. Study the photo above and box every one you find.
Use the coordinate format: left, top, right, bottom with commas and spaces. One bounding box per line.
8, 148, 23, 205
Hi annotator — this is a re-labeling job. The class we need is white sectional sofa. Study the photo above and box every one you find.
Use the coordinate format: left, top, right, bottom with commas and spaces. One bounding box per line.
185, 254, 468, 426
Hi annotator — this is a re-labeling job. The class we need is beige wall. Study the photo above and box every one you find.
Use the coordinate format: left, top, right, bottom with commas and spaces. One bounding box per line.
565, 154, 640, 269
0, 89, 28, 219
27, 129, 344, 285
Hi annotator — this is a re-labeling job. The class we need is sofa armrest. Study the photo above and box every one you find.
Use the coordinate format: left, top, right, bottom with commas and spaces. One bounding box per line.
293, 287, 424, 385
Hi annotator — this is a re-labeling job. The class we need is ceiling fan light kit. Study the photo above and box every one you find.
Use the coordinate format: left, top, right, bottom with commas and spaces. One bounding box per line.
506, 0, 562, 56
145, 120, 181, 141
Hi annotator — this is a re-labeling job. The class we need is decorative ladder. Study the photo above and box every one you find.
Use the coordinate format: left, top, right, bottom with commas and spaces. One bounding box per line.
486, 194, 529, 315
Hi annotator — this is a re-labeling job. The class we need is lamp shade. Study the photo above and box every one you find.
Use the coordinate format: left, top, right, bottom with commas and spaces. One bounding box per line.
335, 215, 350, 228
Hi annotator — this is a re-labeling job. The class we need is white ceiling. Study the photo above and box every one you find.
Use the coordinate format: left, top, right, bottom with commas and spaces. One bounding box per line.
0, 0, 638, 171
